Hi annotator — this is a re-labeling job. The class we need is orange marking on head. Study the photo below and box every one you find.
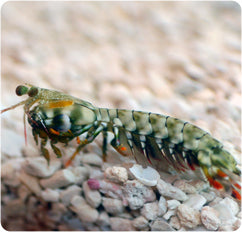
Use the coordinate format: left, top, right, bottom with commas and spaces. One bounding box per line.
217, 170, 227, 178
232, 189, 241, 200
48, 100, 74, 108
49, 128, 60, 135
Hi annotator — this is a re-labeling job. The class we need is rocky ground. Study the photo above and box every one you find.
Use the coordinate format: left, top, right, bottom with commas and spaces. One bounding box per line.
1, 2, 241, 231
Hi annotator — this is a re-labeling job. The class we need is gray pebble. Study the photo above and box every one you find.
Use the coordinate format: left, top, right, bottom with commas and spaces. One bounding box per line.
60, 185, 82, 206
81, 153, 103, 167
151, 218, 175, 231
102, 197, 124, 215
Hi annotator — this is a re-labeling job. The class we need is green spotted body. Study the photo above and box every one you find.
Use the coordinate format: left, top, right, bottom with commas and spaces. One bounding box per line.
1, 84, 241, 199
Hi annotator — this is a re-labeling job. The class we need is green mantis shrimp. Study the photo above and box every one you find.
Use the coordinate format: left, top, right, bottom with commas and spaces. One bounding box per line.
1, 84, 241, 200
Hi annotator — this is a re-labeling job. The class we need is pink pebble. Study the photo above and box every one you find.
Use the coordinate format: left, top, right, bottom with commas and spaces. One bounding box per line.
87, 178, 100, 190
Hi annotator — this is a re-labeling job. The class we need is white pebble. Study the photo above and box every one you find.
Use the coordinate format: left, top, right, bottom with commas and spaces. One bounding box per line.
70, 195, 98, 223
156, 178, 188, 201
81, 153, 103, 167
110, 217, 135, 231
167, 199, 181, 210
102, 197, 124, 215
104, 166, 128, 183
201, 206, 221, 230
219, 197, 239, 215
169, 216, 181, 230
173, 179, 196, 194
163, 209, 176, 220
177, 204, 201, 228
18, 171, 41, 196
60, 185, 82, 206
71, 166, 89, 184
22, 157, 61, 178
97, 211, 110, 228
41, 188, 60, 202
129, 164, 160, 186
40, 169, 75, 189
141, 201, 159, 220
158, 196, 167, 216
83, 181, 102, 208
184, 194, 207, 210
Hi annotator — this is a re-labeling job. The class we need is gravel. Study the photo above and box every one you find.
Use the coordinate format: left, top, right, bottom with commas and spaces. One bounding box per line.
1, 2, 241, 231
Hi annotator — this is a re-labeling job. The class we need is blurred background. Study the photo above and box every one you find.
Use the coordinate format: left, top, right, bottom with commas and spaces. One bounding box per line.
1, 1, 241, 231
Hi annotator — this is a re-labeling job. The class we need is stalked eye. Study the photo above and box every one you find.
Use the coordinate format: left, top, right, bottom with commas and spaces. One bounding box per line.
28, 87, 39, 97
52, 114, 71, 132
16, 85, 29, 96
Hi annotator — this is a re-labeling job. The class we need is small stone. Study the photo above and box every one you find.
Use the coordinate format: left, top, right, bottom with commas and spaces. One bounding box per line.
158, 196, 167, 216
132, 216, 149, 230
83, 181, 102, 208
104, 166, 128, 183
81, 153, 103, 167
41, 188, 60, 202
141, 201, 159, 220
18, 184, 31, 200
151, 218, 175, 231
18, 171, 41, 196
4, 198, 26, 217
22, 157, 61, 178
169, 216, 181, 230
201, 206, 221, 230
71, 166, 89, 185
167, 199, 181, 209
156, 178, 188, 201
60, 185, 82, 206
123, 180, 156, 210
110, 217, 135, 231
219, 197, 239, 215
177, 204, 201, 228
200, 191, 216, 202
173, 179, 197, 194
40, 169, 75, 189
70, 195, 99, 223
163, 209, 176, 220
184, 194, 207, 210
97, 211, 110, 228
102, 197, 124, 215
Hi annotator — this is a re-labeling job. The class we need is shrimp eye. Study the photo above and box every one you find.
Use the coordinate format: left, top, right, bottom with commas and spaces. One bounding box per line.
16, 85, 29, 96
28, 87, 39, 97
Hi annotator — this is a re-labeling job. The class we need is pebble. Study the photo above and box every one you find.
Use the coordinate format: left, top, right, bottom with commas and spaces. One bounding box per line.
132, 216, 149, 230
83, 181, 102, 208
60, 185, 82, 206
141, 201, 159, 221
123, 180, 156, 210
96, 211, 110, 228
156, 178, 188, 201
41, 188, 60, 202
219, 197, 239, 215
4, 198, 26, 217
71, 166, 89, 184
158, 196, 167, 216
200, 191, 216, 202
70, 195, 99, 223
18, 171, 41, 196
18, 184, 31, 200
81, 153, 103, 167
163, 209, 176, 220
184, 194, 207, 210
22, 157, 61, 178
104, 166, 128, 183
110, 217, 135, 231
169, 216, 181, 230
201, 206, 221, 230
151, 218, 175, 231
167, 199, 181, 210
129, 164, 160, 186
102, 197, 124, 215
40, 169, 75, 189
177, 204, 201, 228
173, 179, 197, 194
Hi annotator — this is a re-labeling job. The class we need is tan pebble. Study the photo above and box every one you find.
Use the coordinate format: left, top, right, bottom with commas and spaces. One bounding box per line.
41, 188, 60, 202
18, 171, 41, 196
132, 216, 149, 230
151, 218, 175, 231
110, 217, 135, 231
70, 195, 99, 223
170, 216, 181, 230
40, 169, 75, 189
102, 197, 124, 215
83, 181, 102, 208
104, 166, 128, 183
141, 201, 159, 221
177, 204, 201, 228
201, 206, 221, 230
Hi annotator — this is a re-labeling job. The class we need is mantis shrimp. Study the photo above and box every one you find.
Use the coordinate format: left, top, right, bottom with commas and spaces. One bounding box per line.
1, 84, 241, 200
